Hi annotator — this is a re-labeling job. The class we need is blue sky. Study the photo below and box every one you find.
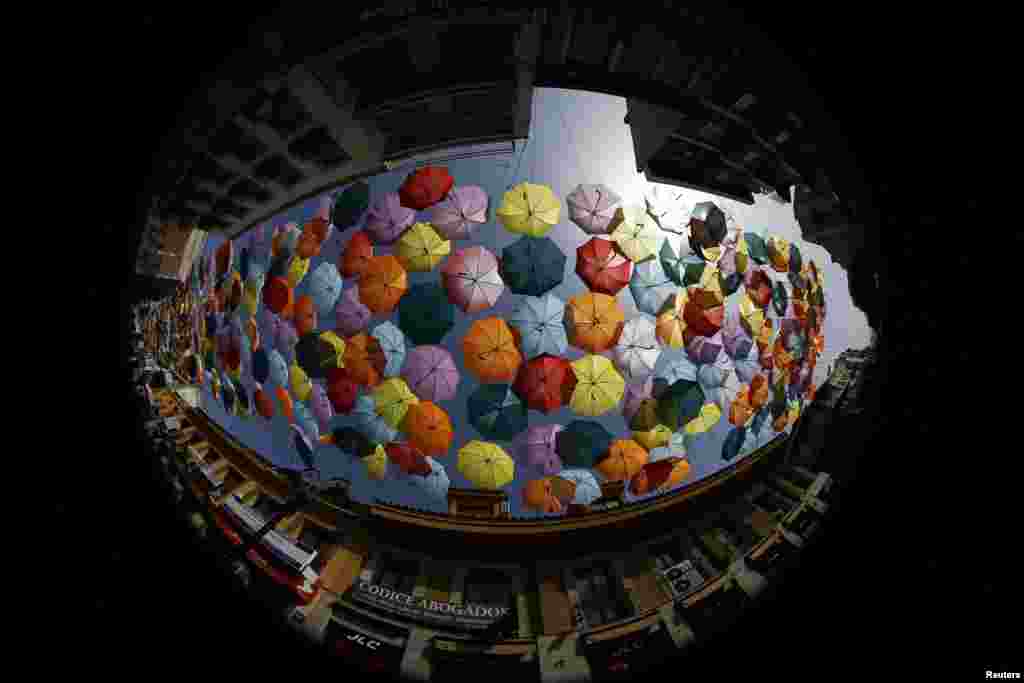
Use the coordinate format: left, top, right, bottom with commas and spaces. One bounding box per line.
194, 88, 871, 516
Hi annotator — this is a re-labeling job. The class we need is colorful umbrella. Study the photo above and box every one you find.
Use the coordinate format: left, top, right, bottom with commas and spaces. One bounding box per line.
496, 182, 560, 237
457, 441, 515, 490
772, 281, 789, 318
564, 292, 625, 353
500, 236, 566, 296
507, 294, 568, 359
442, 245, 504, 313
514, 424, 564, 477
286, 255, 311, 290
358, 255, 408, 314
275, 385, 295, 424
334, 287, 372, 337
293, 295, 317, 337
468, 383, 528, 441
331, 181, 371, 230
340, 230, 374, 279
629, 258, 676, 316
522, 478, 563, 514
633, 425, 673, 452
555, 469, 602, 505
401, 345, 460, 403
395, 222, 451, 272
743, 267, 773, 309
326, 367, 359, 413
406, 456, 451, 501
739, 293, 767, 339
342, 333, 387, 387
266, 349, 289, 388
370, 321, 406, 377
728, 383, 755, 427
364, 192, 415, 245
430, 185, 488, 240
373, 377, 419, 429
363, 444, 388, 481
575, 237, 633, 296
351, 394, 399, 445
399, 166, 454, 211
294, 330, 346, 380
398, 283, 455, 346
401, 401, 454, 457
610, 205, 661, 262
306, 262, 344, 316
512, 354, 575, 414
556, 420, 613, 469
744, 232, 769, 265
683, 401, 723, 435
320, 426, 372, 458
595, 439, 649, 482
622, 376, 655, 422
722, 313, 754, 361
253, 385, 275, 419
567, 183, 622, 235
655, 291, 689, 348
689, 201, 727, 248
627, 397, 661, 432
644, 184, 691, 235
463, 317, 522, 383
612, 317, 660, 381
304, 214, 332, 245
657, 379, 706, 431
629, 457, 690, 496
767, 236, 791, 273
659, 237, 698, 286
289, 362, 313, 402
263, 277, 293, 316
685, 330, 725, 366
385, 442, 433, 477
296, 230, 321, 260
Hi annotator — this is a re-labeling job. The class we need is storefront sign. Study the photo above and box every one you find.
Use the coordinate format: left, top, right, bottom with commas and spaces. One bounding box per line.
352, 581, 512, 630
583, 623, 677, 681
323, 619, 403, 674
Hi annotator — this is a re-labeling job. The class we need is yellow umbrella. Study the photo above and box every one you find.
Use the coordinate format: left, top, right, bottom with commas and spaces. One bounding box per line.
610, 205, 660, 262
395, 222, 451, 272
287, 254, 311, 289
565, 292, 625, 353
655, 291, 688, 348
701, 245, 723, 263
569, 355, 626, 416
457, 440, 515, 490
289, 362, 313, 402
319, 331, 347, 370
787, 400, 801, 427
363, 444, 388, 481
496, 182, 560, 237
373, 377, 419, 429
632, 423, 673, 451
767, 236, 790, 273
227, 366, 242, 382
683, 402, 722, 435
739, 293, 766, 339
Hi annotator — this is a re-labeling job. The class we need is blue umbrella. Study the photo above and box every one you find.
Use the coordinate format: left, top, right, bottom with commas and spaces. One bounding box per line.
750, 407, 770, 435
467, 384, 528, 441
266, 349, 289, 388
508, 294, 569, 359
629, 258, 676, 316
351, 394, 399, 445
405, 456, 450, 501
293, 400, 320, 443
500, 236, 566, 296
556, 469, 602, 505
371, 320, 407, 378
722, 426, 747, 461
656, 354, 698, 387
306, 262, 344, 317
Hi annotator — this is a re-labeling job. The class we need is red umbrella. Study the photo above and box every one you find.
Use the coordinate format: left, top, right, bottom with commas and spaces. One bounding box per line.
575, 237, 633, 295
512, 354, 577, 413
263, 277, 293, 315
399, 166, 454, 210
385, 442, 433, 476
326, 367, 359, 413
340, 230, 374, 279
683, 297, 725, 337
744, 268, 773, 308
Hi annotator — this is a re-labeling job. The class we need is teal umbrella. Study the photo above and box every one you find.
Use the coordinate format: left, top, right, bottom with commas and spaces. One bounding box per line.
789, 242, 803, 274
744, 233, 769, 265
351, 394, 399, 445
371, 321, 406, 377
772, 281, 789, 317
508, 293, 568, 359
657, 355, 698, 386
629, 258, 676, 315
555, 420, 613, 469
467, 384, 528, 441
659, 239, 691, 286
722, 426, 747, 461
398, 283, 455, 346
305, 262, 344, 317
500, 236, 566, 296
331, 181, 371, 230
556, 469, 602, 505
657, 380, 706, 431
720, 271, 743, 296
750, 407, 770, 435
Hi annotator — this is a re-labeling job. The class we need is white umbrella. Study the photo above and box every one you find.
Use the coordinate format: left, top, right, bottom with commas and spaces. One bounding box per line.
508, 293, 569, 359
612, 317, 660, 381
405, 456, 451, 501
645, 184, 692, 235
556, 468, 602, 505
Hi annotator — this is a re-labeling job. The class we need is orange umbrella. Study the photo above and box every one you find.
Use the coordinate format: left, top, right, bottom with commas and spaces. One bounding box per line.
296, 230, 321, 259
304, 216, 331, 244
773, 336, 794, 372
655, 291, 688, 348
254, 387, 275, 419
263, 277, 293, 316
772, 412, 789, 432
749, 374, 770, 410
463, 317, 522, 383
401, 401, 454, 457
729, 385, 754, 426
294, 295, 318, 336
755, 318, 775, 353
358, 255, 408, 313
629, 457, 691, 495
275, 386, 294, 424
564, 292, 625, 353
522, 478, 563, 513
340, 231, 374, 279
342, 333, 387, 387
595, 439, 649, 482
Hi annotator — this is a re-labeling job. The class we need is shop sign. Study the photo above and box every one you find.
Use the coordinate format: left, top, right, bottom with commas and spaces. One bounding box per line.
352, 581, 512, 629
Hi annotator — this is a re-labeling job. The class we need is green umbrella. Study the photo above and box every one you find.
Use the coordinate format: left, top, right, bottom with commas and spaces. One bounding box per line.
772, 281, 789, 317
789, 242, 803, 274
682, 259, 708, 287
555, 420, 614, 469
467, 384, 528, 441
744, 233, 769, 265
331, 180, 371, 230
398, 283, 455, 345
720, 271, 743, 296
657, 379, 706, 431
628, 398, 661, 432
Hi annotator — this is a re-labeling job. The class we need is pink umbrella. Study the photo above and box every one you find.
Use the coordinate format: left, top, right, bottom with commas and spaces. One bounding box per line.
400, 345, 460, 403
622, 376, 655, 422
441, 246, 504, 313
567, 184, 622, 235
334, 287, 372, 337
364, 192, 415, 245
430, 185, 489, 240
514, 424, 565, 477
686, 330, 726, 366
309, 381, 335, 434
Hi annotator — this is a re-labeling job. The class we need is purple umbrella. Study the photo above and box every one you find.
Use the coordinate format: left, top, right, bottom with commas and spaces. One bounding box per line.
566, 184, 622, 235
441, 245, 504, 313
309, 381, 335, 434
400, 345, 460, 403
622, 376, 655, 422
722, 313, 754, 360
259, 308, 281, 352
430, 185, 489, 240
686, 331, 725, 366
277, 320, 299, 362
364, 192, 415, 245
514, 424, 565, 477
334, 287, 372, 337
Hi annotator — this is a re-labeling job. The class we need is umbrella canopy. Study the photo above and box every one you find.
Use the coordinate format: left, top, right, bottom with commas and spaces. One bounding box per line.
294, 330, 346, 380
395, 222, 451, 272
263, 277, 293, 316
513, 354, 575, 414
320, 427, 372, 458
326, 367, 359, 413
401, 401, 454, 457
744, 268, 773, 308
363, 444, 388, 480
564, 292, 625, 353
627, 397, 661, 431
569, 354, 625, 416
596, 439, 649, 482
683, 401, 722, 435
358, 255, 408, 314
744, 233, 769, 265
289, 362, 313, 402
275, 385, 295, 423
364, 192, 416, 245
468, 383, 528, 441
442, 245, 504, 313
385, 442, 433, 477
508, 294, 569, 359
514, 424, 564, 477
629, 258, 676, 316
254, 386, 275, 419
728, 383, 755, 427
610, 205, 661, 263
340, 231, 374, 279
555, 469, 602, 505
251, 348, 270, 385
500, 236, 567, 296
772, 281, 790, 318
306, 262, 344, 316
351, 394, 399, 445
406, 456, 451, 501
655, 291, 689, 348
685, 330, 725, 366
293, 401, 320, 444
290, 423, 316, 469
521, 478, 563, 514
334, 287, 372, 337
496, 182, 560, 237
293, 294, 317, 337
567, 183, 622, 235
622, 376, 655, 422
463, 317, 522, 383
644, 184, 691, 235
576, 237, 633, 296
722, 313, 754, 361
331, 181, 371, 230
612, 317, 661, 381
767, 236, 791, 273
689, 201, 727, 248
633, 425, 673, 453
369, 321, 406, 378
629, 457, 690, 496
556, 420, 613, 469
401, 345, 460, 403
399, 166, 454, 211
430, 185, 488, 240
373, 377, 419, 429
657, 380, 706, 431
286, 255, 311, 290
659, 238, 698, 286
266, 349, 289, 388
398, 283, 455, 345
342, 333, 387, 387
739, 293, 768, 339
457, 441, 515, 490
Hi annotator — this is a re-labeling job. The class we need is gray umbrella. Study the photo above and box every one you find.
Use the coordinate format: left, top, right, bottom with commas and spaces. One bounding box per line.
629, 258, 677, 315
